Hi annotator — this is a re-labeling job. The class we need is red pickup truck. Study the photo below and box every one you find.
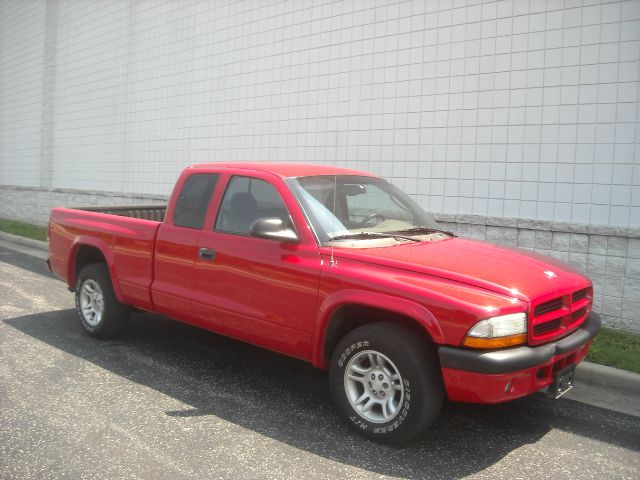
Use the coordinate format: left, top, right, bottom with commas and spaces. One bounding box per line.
48, 162, 600, 443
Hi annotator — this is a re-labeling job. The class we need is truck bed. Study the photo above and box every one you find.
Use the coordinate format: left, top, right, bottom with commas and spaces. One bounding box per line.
78, 205, 166, 221
48, 205, 165, 311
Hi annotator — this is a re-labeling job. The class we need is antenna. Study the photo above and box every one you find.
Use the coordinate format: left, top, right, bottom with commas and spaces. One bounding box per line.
330, 174, 338, 268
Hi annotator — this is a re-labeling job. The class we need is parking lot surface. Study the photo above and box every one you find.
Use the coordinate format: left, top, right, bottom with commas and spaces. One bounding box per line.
1, 245, 638, 480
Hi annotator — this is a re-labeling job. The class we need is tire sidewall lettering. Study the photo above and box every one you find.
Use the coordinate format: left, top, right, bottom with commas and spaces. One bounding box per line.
337, 340, 369, 368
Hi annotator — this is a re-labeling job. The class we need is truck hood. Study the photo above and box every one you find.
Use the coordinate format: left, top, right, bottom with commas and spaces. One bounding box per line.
326, 237, 589, 302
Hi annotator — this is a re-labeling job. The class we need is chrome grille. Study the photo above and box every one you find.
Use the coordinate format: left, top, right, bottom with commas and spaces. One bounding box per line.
529, 286, 592, 344
533, 297, 563, 317
572, 288, 589, 303
533, 318, 562, 336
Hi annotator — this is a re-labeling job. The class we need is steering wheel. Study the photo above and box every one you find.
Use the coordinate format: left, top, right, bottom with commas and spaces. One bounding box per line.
358, 213, 386, 227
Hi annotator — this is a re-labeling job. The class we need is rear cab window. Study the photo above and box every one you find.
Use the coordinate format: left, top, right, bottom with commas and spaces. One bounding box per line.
173, 173, 219, 229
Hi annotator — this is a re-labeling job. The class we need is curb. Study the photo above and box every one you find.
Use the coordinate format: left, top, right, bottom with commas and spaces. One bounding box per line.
0, 231, 48, 251
575, 361, 640, 396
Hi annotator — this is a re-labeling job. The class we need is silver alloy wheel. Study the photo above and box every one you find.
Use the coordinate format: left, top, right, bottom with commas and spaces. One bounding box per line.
344, 350, 405, 424
79, 279, 104, 327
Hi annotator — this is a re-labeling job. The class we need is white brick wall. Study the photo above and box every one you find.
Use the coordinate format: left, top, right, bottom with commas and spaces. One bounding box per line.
1, 0, 639, 227
0, 0, 46, 187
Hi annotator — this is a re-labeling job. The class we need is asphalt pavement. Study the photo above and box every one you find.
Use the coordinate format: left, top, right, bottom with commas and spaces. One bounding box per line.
0, 244, 639, 480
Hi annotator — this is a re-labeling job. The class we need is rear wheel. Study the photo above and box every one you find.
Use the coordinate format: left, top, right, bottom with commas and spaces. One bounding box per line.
75, 263, 129, 338
329, 322, 443, 444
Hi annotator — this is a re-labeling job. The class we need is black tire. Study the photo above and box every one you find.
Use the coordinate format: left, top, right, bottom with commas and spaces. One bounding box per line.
329, 322, 443, 444
75, 263, 130, 339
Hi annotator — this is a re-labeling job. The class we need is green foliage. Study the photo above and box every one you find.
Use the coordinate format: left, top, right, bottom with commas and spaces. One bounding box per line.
586, 326, 640, 374
0, 218, 47, 242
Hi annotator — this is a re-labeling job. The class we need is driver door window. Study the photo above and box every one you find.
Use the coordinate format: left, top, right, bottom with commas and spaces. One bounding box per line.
215, 176, 290, 235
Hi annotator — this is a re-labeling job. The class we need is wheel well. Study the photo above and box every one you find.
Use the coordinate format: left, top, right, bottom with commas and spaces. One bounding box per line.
323, 304, 435, 364
73, 245, 107, 285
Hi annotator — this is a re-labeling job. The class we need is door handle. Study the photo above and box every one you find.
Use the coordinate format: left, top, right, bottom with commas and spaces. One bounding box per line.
198, 247, 216, 260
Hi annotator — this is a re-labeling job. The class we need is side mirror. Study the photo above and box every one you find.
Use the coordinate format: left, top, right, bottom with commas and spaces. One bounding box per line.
249, 217, 299, 243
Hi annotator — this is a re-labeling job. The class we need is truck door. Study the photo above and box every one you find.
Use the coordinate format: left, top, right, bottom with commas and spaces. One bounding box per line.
152, 172, 220, 322
193, 173, 322, 361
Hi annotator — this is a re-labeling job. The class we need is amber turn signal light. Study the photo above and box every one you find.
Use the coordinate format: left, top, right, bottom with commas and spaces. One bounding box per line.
462, 333, 527, 349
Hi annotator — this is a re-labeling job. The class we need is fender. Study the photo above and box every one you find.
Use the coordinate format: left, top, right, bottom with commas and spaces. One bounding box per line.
311, 289, 444, 368
68, 236, 125, 304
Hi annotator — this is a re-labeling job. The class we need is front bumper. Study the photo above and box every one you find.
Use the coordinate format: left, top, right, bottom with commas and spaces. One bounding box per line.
438, 312, 601, 403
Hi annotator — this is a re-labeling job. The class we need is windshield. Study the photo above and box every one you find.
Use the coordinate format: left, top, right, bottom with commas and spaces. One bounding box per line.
286, 175, 444, 244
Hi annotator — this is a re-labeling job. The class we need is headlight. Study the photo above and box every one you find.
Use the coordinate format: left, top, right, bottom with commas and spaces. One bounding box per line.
462, 313, 527, 349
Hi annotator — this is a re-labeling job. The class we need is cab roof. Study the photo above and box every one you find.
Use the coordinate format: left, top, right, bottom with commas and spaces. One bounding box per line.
188, 162, 377, 179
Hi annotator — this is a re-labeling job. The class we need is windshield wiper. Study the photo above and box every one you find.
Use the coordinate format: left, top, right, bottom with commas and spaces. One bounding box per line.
328, 232, 421, 242
390, 227, 455, 237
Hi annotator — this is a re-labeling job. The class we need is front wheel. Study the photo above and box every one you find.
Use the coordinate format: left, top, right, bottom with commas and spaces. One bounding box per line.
329, 322, 443, 444
75, 263, 130, 338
